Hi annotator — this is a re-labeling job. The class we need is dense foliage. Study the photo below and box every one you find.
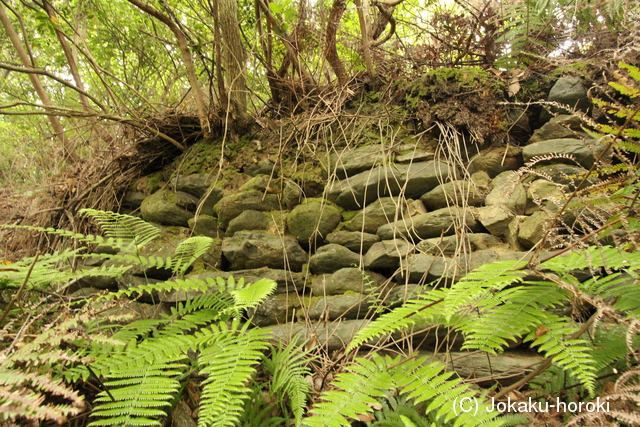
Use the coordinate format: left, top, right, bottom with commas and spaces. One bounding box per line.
1, 0, 639, 426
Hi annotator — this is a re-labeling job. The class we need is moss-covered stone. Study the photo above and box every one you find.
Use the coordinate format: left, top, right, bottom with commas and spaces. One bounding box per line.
287, 201, 342, 244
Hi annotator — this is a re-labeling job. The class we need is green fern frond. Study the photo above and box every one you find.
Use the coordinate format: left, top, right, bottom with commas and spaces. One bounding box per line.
540, 246, 640, 275
232, 278, 277, 311
80, 209, 161, 247
170, 236, 214, 274
347, 289, 448, 352
305, 354, 508, 427
458, 283, 569, 354
263, 337, 314, 426
525, 314, 598, 394
442, 260, 528, 321
197, 321, 271, 427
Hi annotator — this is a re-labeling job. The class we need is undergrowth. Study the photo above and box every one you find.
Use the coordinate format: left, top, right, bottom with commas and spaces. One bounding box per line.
1, 63, 640, 427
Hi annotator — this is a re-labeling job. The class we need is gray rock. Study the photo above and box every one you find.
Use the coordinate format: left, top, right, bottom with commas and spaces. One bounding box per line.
522, 138, 609, 169
222, 231, 307, 271
396, 151, 434, 163
405, 251, 500, 284
344, 197, 406, 233
420, 180, 486, 210
533, 164, 590, 188
197, 186, 224, 217
425, 351, 544, 386
310, 267, 387, 295
527, 179, 565, 214
518, 210, 550, 249
529, 115, 588, 143
117, 274, 162, 304
364, 240, 414, 270
239, 175, 302, 209
485, 171, 527, 214
377, 206, 480, 241
309, 244, 360, 274
99, 300, 171, 325
141, 189, 195, 226
405, 254, 459, 284
386, 284, 430, 306
253, 294, 302, 326
323, 145, 387, 179
326, 231, 380, 253
287, 201, 342, 244
226, 210, 270, 237
268, 319, 371, 352
415, 233, 503, 256
122, 190, 146, 210
214, 190, 281, 228
474, 205, 515, 236
306, 293, 371, 320
326, 161, 457, 210
245, 160, 276, 176
170, 174, 214, 198
78, 274, 119, 290
548, 76, 590, 112
188, 215, 222, 238
171, 401, 196, 427
467, 147, 523, 177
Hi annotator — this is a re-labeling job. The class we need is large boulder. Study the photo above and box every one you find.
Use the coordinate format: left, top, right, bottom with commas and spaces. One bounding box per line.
529, 115, 589, 143
326, 161, 457, 210
309, 244, 360, 274
323, 145, 387, 179
239, 175, 302, 208
474, 205, 515, 236
214, 190, 281, 228
344, 197, 406, 233
221, 231, 307, 271
141, 189, 196, 226
522, 138, 609, 169
310, 267, 387, 295
364, 240, 414, 270
170, 173, 214, 198
188, 215, 222, 239
547, 76, 590, 112
226, 210, 271, 237
326, 230, 380, 253
287, 201, 342, 244
415, 233, 503, 256
420, 180, 486, 210
467, 146, 522, 177
306, 294, 371, 320
485, 171, 527, 214
197, 186, 224, 217
518, 211, 550, 249
377, 206, 480, 241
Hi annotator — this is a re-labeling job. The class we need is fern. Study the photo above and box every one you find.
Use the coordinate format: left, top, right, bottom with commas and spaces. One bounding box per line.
262, 337, 314, 426
304, 354, 513, 427
197, 321, 272, 427
80, 208, 161, 247
87, 277, 277, 427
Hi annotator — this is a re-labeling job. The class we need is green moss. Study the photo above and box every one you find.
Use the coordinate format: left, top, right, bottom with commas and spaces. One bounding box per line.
168, 139, 222, 175
342, 210, 359, 222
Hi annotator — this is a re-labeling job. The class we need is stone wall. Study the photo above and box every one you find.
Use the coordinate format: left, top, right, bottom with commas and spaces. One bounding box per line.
104, 76, 610, 383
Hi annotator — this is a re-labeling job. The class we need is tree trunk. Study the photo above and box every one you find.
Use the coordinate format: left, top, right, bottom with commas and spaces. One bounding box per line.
353, 0, 377, 86
218, 0, 249, 128
324, 0, 347, 85
0, 3, 77, 162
